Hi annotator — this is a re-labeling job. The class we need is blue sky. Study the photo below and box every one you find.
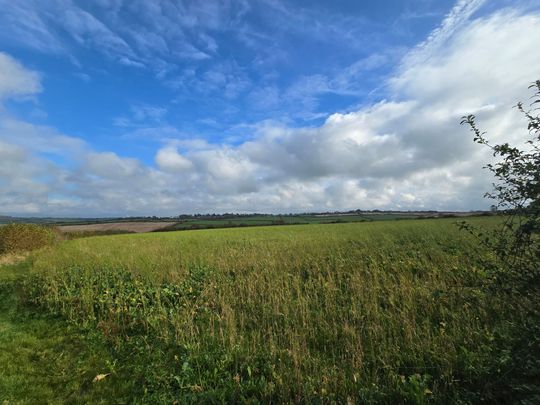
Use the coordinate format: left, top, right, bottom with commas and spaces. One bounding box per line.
0, 0, 539, 216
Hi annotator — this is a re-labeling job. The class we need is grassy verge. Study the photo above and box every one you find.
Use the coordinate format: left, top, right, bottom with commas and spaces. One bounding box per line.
0, 259, 132, 403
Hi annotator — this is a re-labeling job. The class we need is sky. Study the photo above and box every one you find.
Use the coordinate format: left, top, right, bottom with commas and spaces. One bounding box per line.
0, 0, 539, 217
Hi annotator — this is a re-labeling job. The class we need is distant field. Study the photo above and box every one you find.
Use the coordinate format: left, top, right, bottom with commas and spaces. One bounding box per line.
14, 216, 527, 403
1, 211, 489, 234
151, 212, 483, 232
57, 221, 176, 234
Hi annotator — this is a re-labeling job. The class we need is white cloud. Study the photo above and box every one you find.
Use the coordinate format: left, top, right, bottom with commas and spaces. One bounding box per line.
84, 152, 144, 180
0, 118, 86, 156
0, 140, 54, 214
406, 0, 486, 66
0, 52, 41, 100
191, 148, 260, 195
391, 10, 540, 108
156, 146, 193, 172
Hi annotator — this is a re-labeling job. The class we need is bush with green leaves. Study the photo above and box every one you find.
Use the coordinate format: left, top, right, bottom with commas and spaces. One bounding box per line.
0, 223, 57, 254
461, 81, 540, 402
460, 80, 540, 290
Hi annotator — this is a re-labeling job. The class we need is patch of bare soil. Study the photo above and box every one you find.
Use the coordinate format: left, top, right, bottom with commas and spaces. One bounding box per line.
57, 222, 177, 234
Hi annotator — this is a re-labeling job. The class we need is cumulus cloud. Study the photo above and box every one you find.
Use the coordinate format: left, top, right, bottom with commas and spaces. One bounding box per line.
156, 146, 193, 172
191, 148, 260, 195
0, 140, 57, 214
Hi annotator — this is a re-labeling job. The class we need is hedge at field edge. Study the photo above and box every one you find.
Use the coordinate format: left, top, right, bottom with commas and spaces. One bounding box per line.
0, 224, 57, 254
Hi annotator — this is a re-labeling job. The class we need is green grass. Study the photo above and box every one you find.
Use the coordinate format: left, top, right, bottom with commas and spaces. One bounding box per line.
0, 261, 132, 404
157, 213, 430, 231
2, 217, 536, 403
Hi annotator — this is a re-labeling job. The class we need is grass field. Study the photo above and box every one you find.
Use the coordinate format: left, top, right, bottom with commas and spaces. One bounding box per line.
1, 217, 537, 403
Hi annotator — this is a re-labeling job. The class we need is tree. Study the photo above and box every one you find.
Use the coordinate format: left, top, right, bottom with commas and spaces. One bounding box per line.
460, 80, 540, 291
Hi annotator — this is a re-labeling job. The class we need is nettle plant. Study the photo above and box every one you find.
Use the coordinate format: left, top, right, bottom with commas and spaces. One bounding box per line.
460, 80, 540, 291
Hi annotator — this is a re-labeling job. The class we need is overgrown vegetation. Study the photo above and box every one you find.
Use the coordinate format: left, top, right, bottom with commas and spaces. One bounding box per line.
0, 260, 131, 403
0, 223, 56, 254
11, 217, 526, 403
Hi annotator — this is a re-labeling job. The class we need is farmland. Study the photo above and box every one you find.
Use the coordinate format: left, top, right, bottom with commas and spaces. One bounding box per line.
57, 221, 177, 234
1, 216, 537, 403
1, 210, 486, 234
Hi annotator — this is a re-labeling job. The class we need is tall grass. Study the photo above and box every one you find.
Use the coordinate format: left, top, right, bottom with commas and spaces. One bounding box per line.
24, 218, 519, 403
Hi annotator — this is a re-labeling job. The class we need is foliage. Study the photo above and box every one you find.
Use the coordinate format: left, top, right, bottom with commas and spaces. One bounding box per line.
0, 260, 131, 403
25, 264, 213, 340
460, 81, 539, 290
19, 218, 525, 403
0, 223, 57, 254
460, 81, 540, 402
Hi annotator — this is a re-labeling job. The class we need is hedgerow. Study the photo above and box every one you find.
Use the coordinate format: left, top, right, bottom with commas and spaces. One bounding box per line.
0, 224, 57, 254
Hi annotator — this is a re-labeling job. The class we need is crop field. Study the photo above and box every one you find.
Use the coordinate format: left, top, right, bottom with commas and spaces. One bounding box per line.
0, 217, 535, 403
57, 221, 177, 234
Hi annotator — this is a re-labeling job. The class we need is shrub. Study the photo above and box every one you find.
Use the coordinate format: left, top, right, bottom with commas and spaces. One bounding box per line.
0, 223, 57, 254
460, 80, 540, 290
460, 80, 540, 402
